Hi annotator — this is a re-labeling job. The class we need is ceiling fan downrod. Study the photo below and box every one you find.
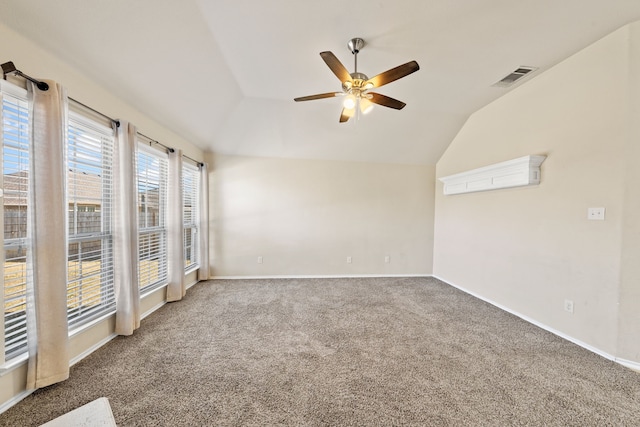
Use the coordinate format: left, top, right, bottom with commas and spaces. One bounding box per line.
347, 37, 365, 76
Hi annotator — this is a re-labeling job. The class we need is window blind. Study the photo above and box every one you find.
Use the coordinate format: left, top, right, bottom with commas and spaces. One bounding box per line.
182, 162, 200, 271
1, 82, 30, 363
137, 144, 168, 292
66, 108, 115, 328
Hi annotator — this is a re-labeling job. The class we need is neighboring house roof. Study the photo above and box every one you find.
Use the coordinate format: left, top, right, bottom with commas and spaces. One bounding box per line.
67, 170, 104, 206
3, 170, 29, 206
3, 170, 160, 208
3, 169, 102, 206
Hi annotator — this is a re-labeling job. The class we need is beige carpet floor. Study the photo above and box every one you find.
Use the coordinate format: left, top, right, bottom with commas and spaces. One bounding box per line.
1, 277, 639, 426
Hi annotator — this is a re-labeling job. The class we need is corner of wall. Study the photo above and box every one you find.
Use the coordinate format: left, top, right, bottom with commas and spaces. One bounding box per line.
615, 20, 640, 364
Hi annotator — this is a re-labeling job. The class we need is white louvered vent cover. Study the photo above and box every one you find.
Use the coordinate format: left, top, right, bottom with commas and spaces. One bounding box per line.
493, 66, 538, 87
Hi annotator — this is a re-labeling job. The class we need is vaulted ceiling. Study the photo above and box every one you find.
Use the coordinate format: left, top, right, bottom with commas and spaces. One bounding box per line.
2, 1, 640, 165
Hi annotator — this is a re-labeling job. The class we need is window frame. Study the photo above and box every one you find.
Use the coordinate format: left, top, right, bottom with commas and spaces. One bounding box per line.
182, 161, 200, 273
0, 81, 30, 364
136, 142, 169, 293
66, 105, 116, 331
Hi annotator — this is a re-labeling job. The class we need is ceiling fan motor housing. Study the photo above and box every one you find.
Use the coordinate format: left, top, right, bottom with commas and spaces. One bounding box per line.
350, 72, 368, 81
342, 72, 372, 96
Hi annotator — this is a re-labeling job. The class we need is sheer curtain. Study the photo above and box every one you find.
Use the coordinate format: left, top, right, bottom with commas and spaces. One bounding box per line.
25, 80, 70, 389
197, 162, 210, 281
113, 120, 140, 335
167, 149, 185, 301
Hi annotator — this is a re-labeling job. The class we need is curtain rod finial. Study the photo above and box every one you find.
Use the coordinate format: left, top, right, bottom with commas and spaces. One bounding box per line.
1, 61, 16, 75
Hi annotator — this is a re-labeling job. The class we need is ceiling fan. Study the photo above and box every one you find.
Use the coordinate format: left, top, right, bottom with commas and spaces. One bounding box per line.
294, 38, 419, 123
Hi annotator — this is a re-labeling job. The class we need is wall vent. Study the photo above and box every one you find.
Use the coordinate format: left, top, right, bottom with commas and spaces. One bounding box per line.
493, 66, 537, 87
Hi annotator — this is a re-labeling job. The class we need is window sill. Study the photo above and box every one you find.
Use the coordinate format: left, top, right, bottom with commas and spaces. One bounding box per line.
185, 265, 199, 275
140, 281, 168, 300
69, 310, 115, 338
0, 353, 28, 377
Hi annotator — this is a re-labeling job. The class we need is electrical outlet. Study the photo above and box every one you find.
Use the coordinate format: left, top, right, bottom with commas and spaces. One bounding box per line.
564, 299, 574, 314
588, 207, 605, 220
347, 256, 352, 264
257, 256, 263, 264
384, 255, 390, 263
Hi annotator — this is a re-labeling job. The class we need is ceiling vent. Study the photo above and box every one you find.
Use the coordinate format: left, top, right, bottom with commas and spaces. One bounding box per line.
493, 66, 537, 87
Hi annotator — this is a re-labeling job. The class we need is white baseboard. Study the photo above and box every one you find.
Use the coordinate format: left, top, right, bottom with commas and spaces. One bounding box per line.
0, 389, 33, 416
70, 333, 118, 366
211, 274, 433, 280
186, 279, 199, 289
140, 279, 201, 317
431, 275, 639, 367
142, 300, 166, 320
615, 358, 640, 373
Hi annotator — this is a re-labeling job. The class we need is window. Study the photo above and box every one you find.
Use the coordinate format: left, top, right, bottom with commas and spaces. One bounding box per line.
66, 108, 115, 329
182, 162, 200, 272
1, 83, 29, 363
137, 144, 168, 291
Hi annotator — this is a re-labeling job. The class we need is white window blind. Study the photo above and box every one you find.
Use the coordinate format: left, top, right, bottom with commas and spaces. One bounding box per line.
67, 108, 115, 328
182, 162, 200, 271
137, 144, 168, 292
1, 82, 29, 363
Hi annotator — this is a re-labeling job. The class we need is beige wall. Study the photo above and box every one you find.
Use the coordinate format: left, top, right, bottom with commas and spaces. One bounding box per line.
617, 23, 640, 364
434, 23, 639, 363
208, 154, 435, 277
0, 22, 204, 410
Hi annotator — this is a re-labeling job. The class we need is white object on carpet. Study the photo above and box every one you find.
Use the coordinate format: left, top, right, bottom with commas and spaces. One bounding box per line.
40, 397, 116, 426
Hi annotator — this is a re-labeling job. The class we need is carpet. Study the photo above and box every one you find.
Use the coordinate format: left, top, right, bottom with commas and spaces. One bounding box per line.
1, 277, 639, 426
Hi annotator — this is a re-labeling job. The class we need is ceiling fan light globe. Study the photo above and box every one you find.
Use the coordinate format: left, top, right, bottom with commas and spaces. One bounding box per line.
360, 98, 374, 115
343, 95, 356, 109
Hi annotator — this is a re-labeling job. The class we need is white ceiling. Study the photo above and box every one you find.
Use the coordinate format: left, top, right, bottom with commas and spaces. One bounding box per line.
2, 0, 640, 165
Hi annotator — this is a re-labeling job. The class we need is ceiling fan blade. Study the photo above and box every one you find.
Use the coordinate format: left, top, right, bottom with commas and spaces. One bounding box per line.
366, 60, 419, 88
294, 92, 342, 102
339, 107, 355, 123
320, 51, 353, 83
369, 93, 406, 110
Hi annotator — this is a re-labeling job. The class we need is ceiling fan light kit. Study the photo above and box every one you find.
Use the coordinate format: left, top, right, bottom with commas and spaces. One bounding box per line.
294, 37, 419, 123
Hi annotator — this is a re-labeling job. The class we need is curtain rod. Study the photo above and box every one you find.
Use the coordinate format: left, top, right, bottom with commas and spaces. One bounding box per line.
1, 61, 49, 91
137, 132, 175, 153
2, 60, 204, 167
69, 97, 119, 127
138, 133, 203, 166
1, 61, 120, 127
183, 154, 204, 167
137, 133, 203, 166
